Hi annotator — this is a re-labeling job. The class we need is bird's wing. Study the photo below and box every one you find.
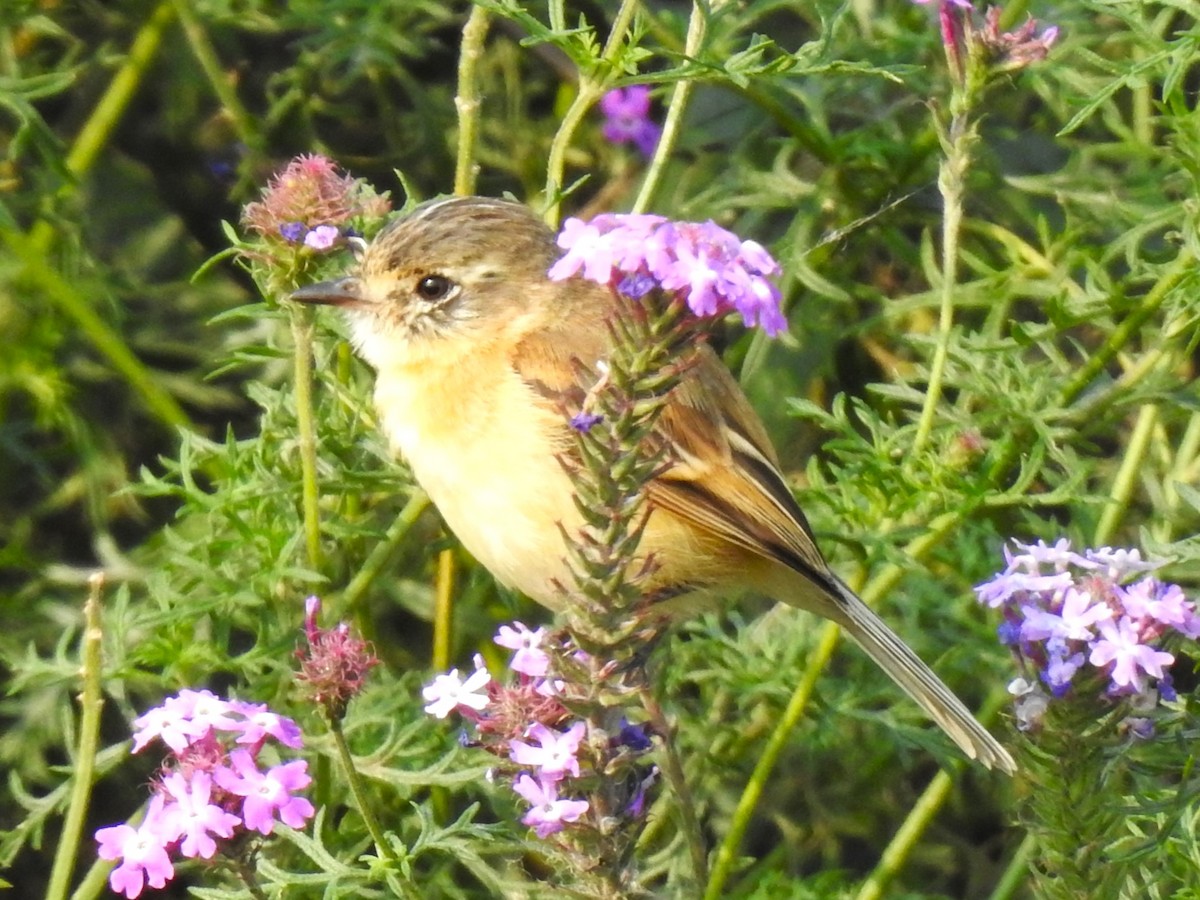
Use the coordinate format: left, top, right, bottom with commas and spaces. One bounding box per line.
509, 284, 830, 588
646, 348, 833, 587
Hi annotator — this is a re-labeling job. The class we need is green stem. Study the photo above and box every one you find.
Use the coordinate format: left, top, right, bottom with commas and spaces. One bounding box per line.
432, 546, 455, 672
704, 620, 842, 900
987, 833, 1036, 900
703, 510, 962, 900
339, 490, 429, 616
329, 717, 398, 862
641, 686, 708, 888
28, 0, 176, 253
912, 112, 972, 454
454, 5, 491, 197
542, 0, 641, 225
854, 768, 955, 900
1058, 253, 1190, 408
1093, 403, 1158, 547
46, 575, 107, 900
631, 0, 706, 214
289, 306, 323, 570
0, 227, 190, 430
170, 0, 266, 167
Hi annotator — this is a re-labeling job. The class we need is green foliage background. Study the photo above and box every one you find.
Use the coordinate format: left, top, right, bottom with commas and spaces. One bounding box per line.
3, 0, 1200, 897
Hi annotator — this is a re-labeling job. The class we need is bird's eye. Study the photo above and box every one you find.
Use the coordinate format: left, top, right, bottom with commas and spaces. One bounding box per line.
416, 274, 455, 301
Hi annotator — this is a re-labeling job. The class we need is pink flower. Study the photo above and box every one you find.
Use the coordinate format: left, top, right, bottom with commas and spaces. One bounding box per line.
494, 622, 550, 677
214, 749, 315, 835
1088, 617, 1175, 692
131, 689, 239, 753
303, 224, 340, 250
509, 722, 586, 780
549, 214, 786, 335
422, 663, 491, 718
95, 795, 177, 899
512, 774, 590, 838
159, 771, 240, 859
242, 154, 390, 242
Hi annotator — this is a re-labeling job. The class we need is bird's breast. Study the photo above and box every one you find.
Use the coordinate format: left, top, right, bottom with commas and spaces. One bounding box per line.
371, 346, 581, 608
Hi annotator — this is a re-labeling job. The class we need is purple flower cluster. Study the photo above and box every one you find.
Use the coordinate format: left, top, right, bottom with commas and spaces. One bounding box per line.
548, 213, 787, 335
911, 0, 1057, 79
422, 622, 654, 840
976, 540, 1198, 729
599, 86, 661, 158
95, 691, 314, 898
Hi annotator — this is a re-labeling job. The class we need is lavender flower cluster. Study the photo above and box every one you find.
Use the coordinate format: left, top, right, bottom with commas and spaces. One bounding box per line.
95, 691, 314, 899
548, 213, 787, 335
976, 540, 1198, 730
422, 622, 654, 839
598, 86, 661, 158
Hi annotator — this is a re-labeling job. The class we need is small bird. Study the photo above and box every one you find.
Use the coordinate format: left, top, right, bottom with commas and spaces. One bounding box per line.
292, 196, 1015, 774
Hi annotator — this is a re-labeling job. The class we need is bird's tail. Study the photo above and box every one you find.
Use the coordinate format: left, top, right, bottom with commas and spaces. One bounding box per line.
823, 574, 1016, 774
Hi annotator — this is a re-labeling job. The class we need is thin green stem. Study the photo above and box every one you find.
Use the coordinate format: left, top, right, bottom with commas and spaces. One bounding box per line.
631, 0, 705, 214
289, 306, 323, 570
912, 113, 972, 454
454, 5, 491, 197
46, 574, 106, 900
170, 0, 266, 168
854, 769, 955, 900
1093, 403, 1158, 547
329, 717, 398, 862
1058, 252, 1191, 407
432, 547, 455, 672
704, 509, 963, 899
987, 833, 1036, 900
704, 620, 842, 900
0, 227, 190, 430
28, 0, 176, 253
641, 685, 708, 888
339, 490, 430, 616
542, 0, 641, 225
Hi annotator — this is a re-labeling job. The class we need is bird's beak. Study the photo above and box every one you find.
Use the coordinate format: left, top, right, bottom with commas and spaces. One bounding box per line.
291, 277, 364, 308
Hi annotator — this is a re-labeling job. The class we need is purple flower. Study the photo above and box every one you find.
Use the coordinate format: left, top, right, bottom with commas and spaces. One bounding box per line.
279, 221, 306, 242
95, 795, 177, 899
549, 214, 786, 335
599, 86, 661, 158
213, 749, 315, 835
1089, 617, 1175, 693
570, 411, 603, 433
495, 622, 551, 677
303, 224, 340, 250
160, 771, 240, 859
422, 663, 491, 718
512, 773, 590, 838
973, 569, 1073, 608
509, 721, 586, 780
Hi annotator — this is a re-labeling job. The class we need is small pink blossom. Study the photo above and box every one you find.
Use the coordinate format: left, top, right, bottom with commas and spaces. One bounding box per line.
509, 722, 586, 780
1089, 617, 1175, 692
213, 749, 315, 835
159, 771, 240, 859
95, 796, 177, 899
495, 622, 550, 677
512, 774, 590, 838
